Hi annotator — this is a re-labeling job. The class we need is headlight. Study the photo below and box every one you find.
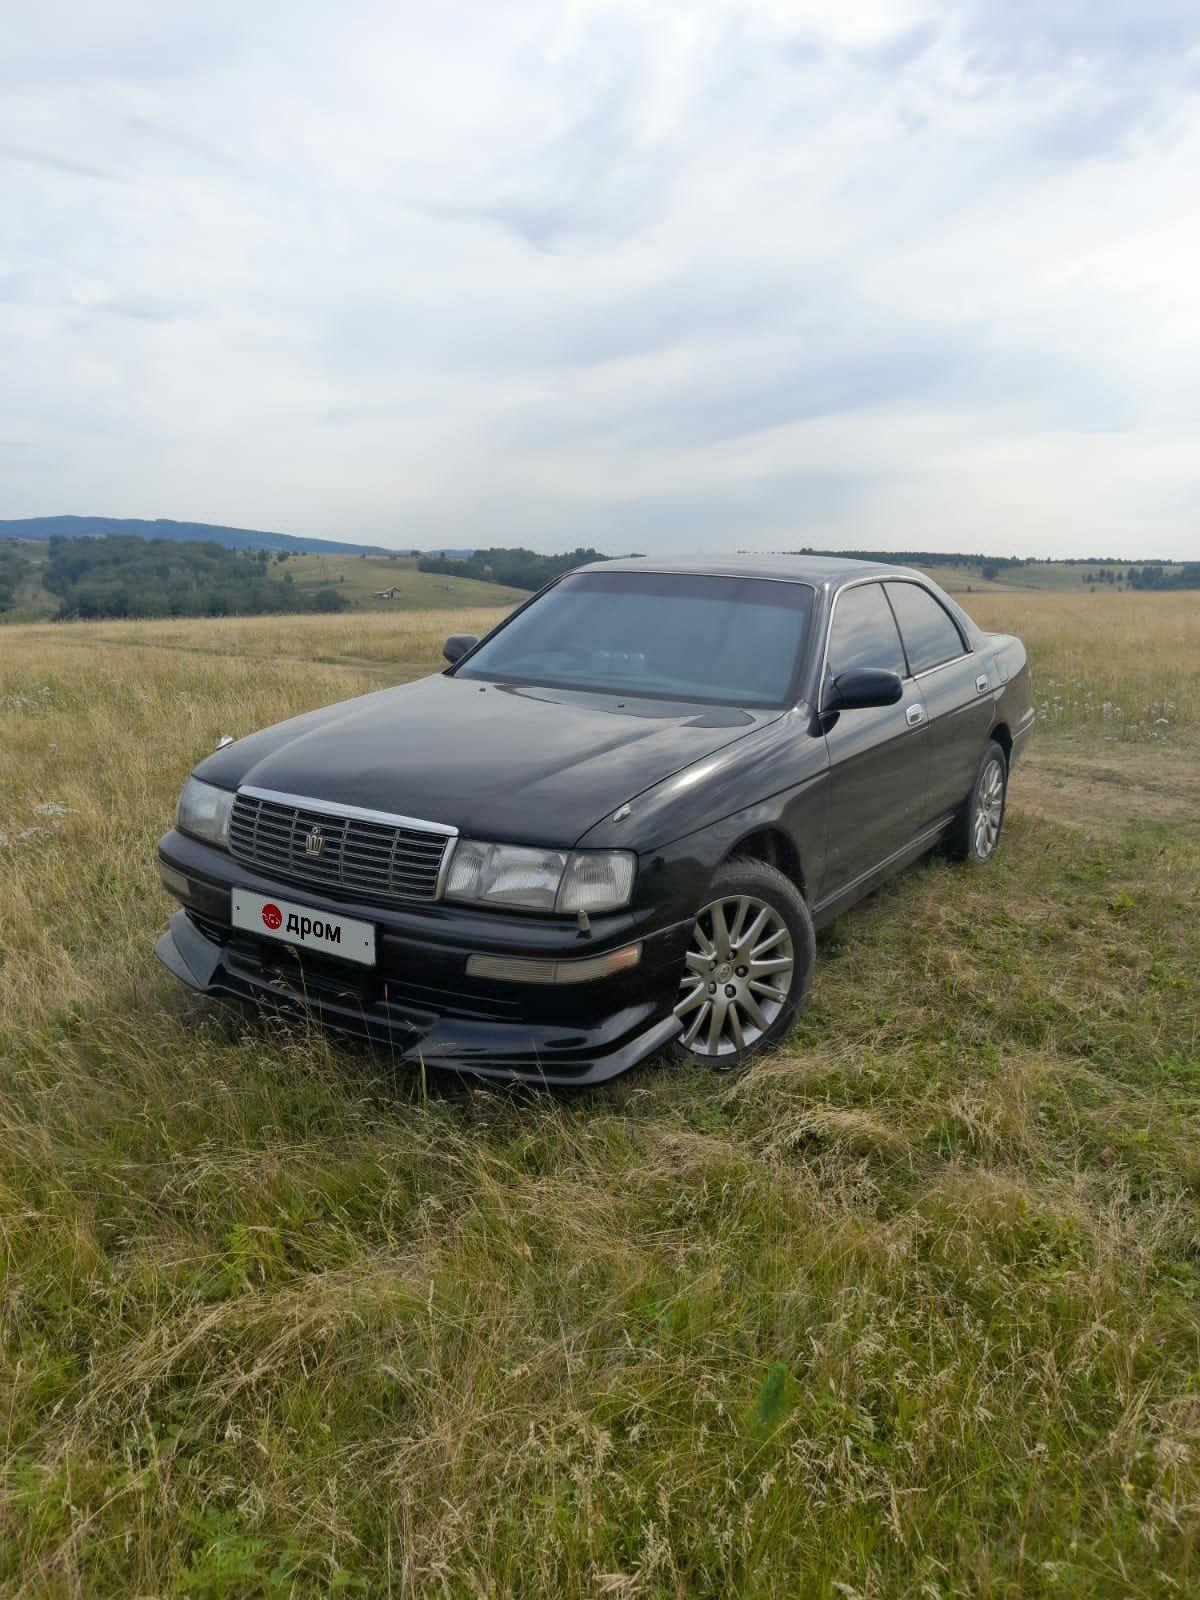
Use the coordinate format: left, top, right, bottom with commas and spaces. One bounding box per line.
445, 841, 636, 913
176, 776, 235, 848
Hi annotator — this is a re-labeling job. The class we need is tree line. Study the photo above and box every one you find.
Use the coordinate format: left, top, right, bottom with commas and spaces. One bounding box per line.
1082, 564, 1200, 588
787, 547, 1028, 572
38, 536, 350, 620
0, 545, 31, 611
417, 546, 612, 589
1121, 564, 1200, 590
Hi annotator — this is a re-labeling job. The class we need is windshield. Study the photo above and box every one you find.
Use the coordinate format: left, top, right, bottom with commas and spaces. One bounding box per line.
456, 570, 816, 707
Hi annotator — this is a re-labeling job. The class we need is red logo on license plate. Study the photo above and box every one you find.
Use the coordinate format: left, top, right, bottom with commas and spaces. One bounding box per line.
262, 902, 283, 930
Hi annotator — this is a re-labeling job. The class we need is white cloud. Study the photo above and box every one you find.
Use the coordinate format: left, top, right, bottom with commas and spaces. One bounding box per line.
2, 0, 1199, 555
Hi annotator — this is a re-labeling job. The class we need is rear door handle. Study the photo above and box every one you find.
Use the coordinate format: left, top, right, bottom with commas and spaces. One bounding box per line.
905, 703, 925, 727
976, 673, 989, 693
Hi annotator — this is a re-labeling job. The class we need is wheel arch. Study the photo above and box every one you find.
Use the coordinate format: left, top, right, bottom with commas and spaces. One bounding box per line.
724, 826, 806, 899
990, 720, 1013, 766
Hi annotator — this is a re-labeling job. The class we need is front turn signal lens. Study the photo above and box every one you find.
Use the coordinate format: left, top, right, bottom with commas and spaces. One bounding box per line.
466, 943, 642, 984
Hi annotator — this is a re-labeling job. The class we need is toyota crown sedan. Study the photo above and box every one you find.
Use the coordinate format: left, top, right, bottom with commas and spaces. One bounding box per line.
156, 556, 1033, 1082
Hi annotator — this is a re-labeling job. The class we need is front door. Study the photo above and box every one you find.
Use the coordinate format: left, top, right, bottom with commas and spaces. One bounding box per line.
818, 581, 930, 902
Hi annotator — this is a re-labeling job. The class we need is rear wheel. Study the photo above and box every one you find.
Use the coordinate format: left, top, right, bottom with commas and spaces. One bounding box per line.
947, 739, 1008, 864
671, 858, 815, 1070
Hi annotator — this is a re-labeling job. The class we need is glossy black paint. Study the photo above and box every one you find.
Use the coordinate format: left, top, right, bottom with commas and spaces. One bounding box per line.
442, 633, 477, 664
156, 555, 1034, 1083
828, 668, 904, 710
191, 673, 781, 850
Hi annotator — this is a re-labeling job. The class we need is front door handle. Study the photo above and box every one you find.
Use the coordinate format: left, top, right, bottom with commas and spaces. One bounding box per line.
905, 702, 925, 727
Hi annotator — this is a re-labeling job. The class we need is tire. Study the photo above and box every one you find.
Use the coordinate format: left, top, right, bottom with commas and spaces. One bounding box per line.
670, 857, 815, 1071
947, 739, 1008, 864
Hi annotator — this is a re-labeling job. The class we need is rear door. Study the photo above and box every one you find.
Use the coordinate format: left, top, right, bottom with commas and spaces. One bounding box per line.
883, 580, 994, 820
819, 581, 931, 899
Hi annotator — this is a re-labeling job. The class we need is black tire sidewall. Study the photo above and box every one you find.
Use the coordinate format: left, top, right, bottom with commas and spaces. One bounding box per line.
670, 857, 815, 1068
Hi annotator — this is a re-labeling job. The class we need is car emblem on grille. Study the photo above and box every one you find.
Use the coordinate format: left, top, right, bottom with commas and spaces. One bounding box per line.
304, 825, 325, 858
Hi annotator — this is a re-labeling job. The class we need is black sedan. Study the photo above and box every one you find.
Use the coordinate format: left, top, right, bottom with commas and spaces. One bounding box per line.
156, 556, 1033, 1082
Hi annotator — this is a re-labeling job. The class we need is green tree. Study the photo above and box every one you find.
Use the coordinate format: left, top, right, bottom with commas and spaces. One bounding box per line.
40, 536, 351, 621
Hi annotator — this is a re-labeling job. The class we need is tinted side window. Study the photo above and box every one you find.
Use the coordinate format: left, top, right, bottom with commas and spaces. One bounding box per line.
885, 582, 965, 674
826, 582, 906, 681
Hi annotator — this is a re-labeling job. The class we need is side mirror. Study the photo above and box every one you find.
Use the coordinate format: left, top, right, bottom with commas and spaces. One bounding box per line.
442, 633, 478, 665
828, 668, 903, 710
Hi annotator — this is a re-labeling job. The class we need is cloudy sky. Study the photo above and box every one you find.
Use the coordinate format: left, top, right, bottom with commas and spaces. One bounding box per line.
3, 1, 1199, 557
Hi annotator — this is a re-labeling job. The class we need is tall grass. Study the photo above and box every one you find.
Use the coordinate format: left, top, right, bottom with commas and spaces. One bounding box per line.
967, 590, 1200, 746
1, 596, 1198, 1596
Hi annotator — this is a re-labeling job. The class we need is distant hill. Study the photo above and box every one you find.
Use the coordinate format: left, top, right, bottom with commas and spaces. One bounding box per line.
0, 515, 387, 555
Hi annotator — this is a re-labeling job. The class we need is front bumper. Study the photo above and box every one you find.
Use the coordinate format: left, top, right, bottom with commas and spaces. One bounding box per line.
154, 830, 688, 1085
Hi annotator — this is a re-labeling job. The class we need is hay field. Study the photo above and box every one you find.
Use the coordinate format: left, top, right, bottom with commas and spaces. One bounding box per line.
1, 591, 1198, 1597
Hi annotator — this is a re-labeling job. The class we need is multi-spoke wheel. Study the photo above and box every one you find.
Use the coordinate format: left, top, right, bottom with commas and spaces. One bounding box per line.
671, 858, 815, 1069
973, 756, 1005, 859
948, 738, 1008, 864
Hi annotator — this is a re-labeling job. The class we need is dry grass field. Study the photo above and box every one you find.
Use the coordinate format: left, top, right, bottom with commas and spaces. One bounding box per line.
2, 591, 1198, 1597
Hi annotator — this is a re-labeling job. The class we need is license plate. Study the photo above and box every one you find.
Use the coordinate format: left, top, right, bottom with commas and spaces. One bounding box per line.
231, 889, 376, 967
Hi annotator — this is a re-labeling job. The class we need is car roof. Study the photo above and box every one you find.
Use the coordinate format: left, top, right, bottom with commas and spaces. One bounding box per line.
574, 553, 928, 587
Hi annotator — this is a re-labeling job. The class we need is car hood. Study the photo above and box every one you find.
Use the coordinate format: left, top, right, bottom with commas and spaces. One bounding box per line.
194, 672, 780, 847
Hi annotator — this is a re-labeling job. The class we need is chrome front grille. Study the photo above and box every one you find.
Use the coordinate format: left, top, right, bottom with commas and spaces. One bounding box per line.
228, 790, 452, 905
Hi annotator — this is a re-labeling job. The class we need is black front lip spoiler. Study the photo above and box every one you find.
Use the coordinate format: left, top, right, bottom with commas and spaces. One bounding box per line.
156, 909, 684, 1087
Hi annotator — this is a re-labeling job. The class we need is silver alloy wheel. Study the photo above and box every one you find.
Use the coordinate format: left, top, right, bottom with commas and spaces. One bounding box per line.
673, 894, 795, 1060
973, 756, 1006, 859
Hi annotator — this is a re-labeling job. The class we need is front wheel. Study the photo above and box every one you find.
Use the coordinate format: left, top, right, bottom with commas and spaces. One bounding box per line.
671, 858, 815, 1070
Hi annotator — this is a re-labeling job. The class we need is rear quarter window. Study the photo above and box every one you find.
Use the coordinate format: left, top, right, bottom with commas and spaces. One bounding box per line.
885, 582, 966, 675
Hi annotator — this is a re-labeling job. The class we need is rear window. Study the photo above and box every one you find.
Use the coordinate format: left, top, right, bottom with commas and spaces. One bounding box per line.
885, 582, 966, 675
